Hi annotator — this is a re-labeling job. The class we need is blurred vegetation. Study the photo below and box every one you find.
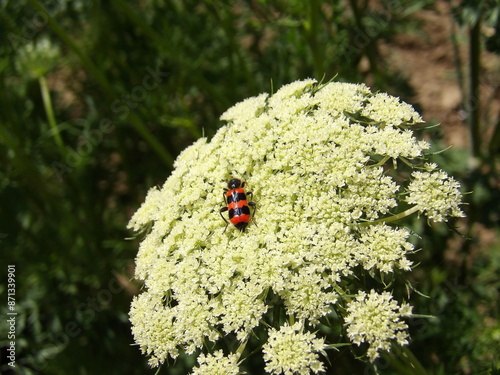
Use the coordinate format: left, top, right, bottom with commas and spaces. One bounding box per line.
0, 0, 499, 374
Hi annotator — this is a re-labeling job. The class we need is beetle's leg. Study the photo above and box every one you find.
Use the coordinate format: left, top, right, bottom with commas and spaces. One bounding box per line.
219, 206, 230, 233
245, 191, 257, 226
248, 201, 257, 226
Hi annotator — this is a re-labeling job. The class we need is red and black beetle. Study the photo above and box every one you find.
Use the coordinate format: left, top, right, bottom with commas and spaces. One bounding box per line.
219, 179, 256, 232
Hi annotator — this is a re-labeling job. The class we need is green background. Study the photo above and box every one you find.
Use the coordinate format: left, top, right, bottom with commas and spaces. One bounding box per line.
1, 1, 499, 374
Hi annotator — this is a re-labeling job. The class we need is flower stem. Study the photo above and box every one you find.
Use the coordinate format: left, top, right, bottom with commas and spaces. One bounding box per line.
235, 340, 248, 361
384, 344, 429, 375
359, 206, 420, 227
39, 76, 65, 154
468, 15, 482, 159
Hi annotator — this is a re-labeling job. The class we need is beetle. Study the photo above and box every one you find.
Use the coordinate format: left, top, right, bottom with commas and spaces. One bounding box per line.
219, 179, 256, 232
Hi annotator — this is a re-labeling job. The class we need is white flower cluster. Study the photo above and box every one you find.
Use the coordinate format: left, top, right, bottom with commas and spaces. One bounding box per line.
128, 80, 464, 372
345, 290, 413, 361
406, 163, 464, 222
263, 322, 326, 375
357, 224, 414, 273
191, 350, 240, 375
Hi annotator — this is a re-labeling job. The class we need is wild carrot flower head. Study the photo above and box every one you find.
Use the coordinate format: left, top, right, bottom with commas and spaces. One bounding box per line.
191, 350, 240, 375
128, 79, 464, 371
263, 322, 326, 375
345, 290, 413, 361
406, 163, 464, 222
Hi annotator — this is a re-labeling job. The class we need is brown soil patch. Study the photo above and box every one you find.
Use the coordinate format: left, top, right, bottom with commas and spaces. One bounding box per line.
381, 0, 500, 150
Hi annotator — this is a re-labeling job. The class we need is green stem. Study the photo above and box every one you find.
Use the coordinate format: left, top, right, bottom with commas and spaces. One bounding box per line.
468, 17, 481, 159
128, 112, 174, 165
370, 155, 391, 168
400, 345, 428, 375
349, 0, 379, 76
385, 344, 428, 375
39, 76, 65, 153
489, 114, 500, 154
306, 0, 324, 77
235, 340, 248, 361
449, 3, 465, 103
359, 206, 420, 227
